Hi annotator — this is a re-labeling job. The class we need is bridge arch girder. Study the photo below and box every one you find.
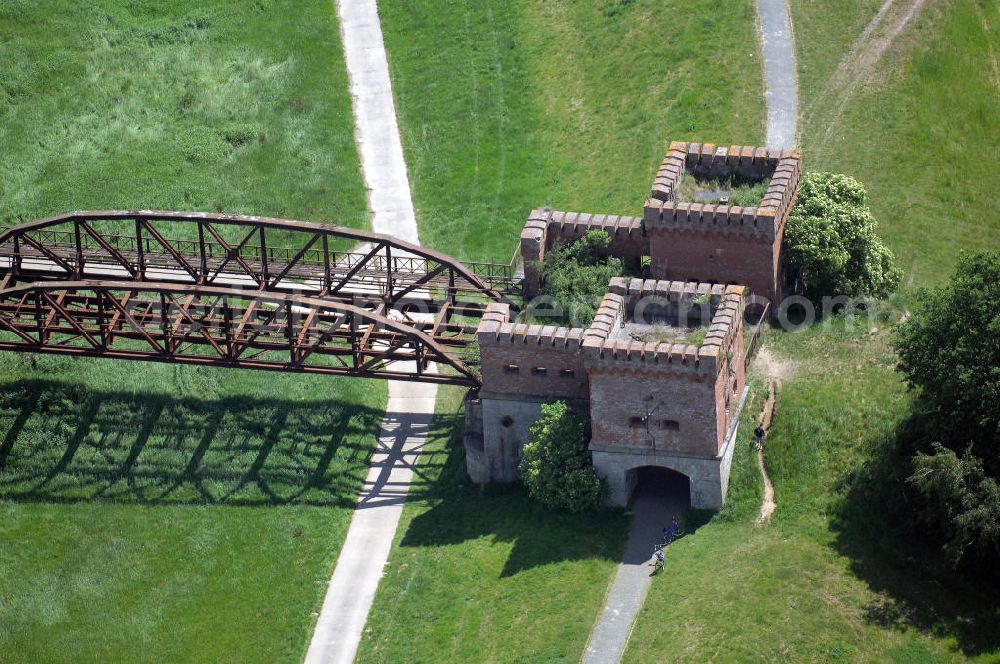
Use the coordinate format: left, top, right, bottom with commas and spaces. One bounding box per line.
0, 210, 504, 307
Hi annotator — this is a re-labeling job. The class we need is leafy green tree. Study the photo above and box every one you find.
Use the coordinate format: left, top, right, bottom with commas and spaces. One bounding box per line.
519, 401, 604, 512
893, 251, 1000, 469
784, 172, 901, 299
538, 230, 624, 326
893, 251, 1000, 567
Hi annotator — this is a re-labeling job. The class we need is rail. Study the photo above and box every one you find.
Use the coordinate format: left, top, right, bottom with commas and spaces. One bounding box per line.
743, 301, 769, 371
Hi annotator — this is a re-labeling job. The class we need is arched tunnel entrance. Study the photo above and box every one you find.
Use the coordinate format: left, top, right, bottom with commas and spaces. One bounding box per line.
618, 465, 693, 565
627, 465, 691, 511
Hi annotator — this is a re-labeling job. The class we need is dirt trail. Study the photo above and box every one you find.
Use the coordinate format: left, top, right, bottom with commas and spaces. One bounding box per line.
756, 381, 778, 525
810, 0, 929, 150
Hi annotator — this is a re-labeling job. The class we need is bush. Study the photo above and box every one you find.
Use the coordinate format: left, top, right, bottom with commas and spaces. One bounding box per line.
537, 230, 624, 326
784, 172, 901, 299
220, 122, 260, 148
519, 401, 604, 512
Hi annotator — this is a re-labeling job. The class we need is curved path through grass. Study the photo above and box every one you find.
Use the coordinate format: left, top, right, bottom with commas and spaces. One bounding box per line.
303, 1, 434, 662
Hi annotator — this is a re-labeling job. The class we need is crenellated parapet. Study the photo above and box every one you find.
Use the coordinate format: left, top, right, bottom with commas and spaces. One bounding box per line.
581, 280, 745, 379
476, 302, 589, 402
520, 209, 647, 296
644, 141, 801, 243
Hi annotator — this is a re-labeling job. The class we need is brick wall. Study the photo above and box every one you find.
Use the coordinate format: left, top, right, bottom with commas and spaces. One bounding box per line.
518, 142, 801, 304
520, 209, 648, 298
643, 143, 802, 304
477, 302, 589, 401
583, 282, 746, 459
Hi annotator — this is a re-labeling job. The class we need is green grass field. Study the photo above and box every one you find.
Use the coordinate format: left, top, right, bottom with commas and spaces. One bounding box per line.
3, 0, 999, 661
0, 353, 387, 663
380, 0, 766, 262
363, 0, 1000, 662
357, 387, 628, 664
0, 1, 388, 662
794, 0, 1000, 287
0, 0, 366, 230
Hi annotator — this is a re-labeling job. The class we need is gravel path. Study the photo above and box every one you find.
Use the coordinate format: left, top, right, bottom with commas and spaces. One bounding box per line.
304, 2, 435, 662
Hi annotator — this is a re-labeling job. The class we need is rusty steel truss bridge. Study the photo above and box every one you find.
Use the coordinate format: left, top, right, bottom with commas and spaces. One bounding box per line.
0, 211, 521, 386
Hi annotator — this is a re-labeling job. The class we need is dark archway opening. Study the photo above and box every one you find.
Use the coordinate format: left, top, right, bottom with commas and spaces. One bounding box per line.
628, 465, 691, 510
619, 465, 693, 565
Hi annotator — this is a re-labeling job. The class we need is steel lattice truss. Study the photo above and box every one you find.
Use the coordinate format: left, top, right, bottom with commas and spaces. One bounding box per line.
0, 211, 510, 386
0, 210, 503, 308
0, 281, 479, 385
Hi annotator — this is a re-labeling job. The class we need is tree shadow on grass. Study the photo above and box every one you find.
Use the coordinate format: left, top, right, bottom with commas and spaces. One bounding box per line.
0, 379, 391, 508
830, 420, 1000, 657
398, 406, 630, 578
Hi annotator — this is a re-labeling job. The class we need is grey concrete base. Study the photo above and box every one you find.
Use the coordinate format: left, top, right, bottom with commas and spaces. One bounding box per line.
465, 394, 546, 483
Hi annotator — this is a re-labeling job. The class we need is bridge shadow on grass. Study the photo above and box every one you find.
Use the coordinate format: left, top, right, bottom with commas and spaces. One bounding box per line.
398, 408, 629, 578
831, 421, 1000, 657
0, 379, 397, 508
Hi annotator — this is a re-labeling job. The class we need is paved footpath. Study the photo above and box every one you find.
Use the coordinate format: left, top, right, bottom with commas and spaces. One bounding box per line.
304, 1, 434, 663
583, 485, 684, 664
757, 0, 799, 148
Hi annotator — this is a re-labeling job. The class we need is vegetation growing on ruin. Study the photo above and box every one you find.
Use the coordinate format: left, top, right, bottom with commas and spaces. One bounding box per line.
674, 174, 772, 206
631, 324, 709, 347
0, 2, 385, 662
520, 401, 604, 512
784, 172, 901, 299
536, 230, 624, 326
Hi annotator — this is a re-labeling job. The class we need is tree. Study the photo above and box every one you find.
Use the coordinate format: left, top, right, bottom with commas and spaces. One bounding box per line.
538, 230, 624, 326
894, 251, 1000, 568
784, 172, 901, 300
893, 251, 1000, 471
908, 443, 1000, 566
519, 401, 604, 512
